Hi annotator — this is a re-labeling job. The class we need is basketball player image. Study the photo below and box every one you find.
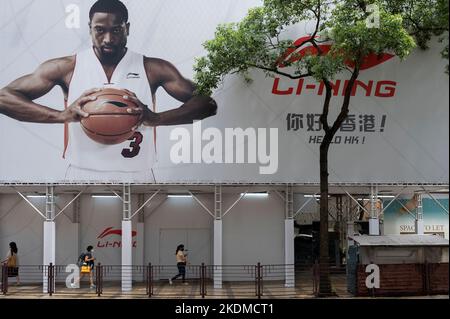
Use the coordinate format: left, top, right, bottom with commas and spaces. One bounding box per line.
0, 0, 217, 181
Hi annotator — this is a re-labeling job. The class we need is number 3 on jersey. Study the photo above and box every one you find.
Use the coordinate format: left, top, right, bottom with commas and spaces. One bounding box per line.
122, 132, 143, 158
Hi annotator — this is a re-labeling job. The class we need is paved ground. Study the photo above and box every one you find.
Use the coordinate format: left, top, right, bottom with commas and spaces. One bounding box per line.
1, 280, 448, 299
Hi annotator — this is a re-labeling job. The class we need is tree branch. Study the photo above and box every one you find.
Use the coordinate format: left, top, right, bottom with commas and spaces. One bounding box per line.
267, 35, 277, 49
311, 0, 321, 40
247, 63, 311, 79
320, 79, 332, 132
356, 0, 367, 12
326, 64, 360, 142
310, 39, 323, 55
410, 27, 448, 35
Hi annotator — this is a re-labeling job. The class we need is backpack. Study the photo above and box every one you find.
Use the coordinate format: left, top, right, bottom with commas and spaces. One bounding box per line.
77, 253, 86, 267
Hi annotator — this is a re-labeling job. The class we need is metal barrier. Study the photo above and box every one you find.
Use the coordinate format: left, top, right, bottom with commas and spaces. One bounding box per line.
202, 265, 258, 298
200, 263, 206, 298
96, 263, 103, 296
256, 262, 262, 299
48, 263, 55, 296
1, 264, 7, 295
146, 263, 153, 298
0, 262, 447, 298
0, 265, 44, 296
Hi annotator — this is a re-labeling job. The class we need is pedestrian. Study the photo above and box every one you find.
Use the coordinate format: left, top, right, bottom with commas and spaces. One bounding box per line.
169, 244, 188, 285
1, 242, 20, 285
72, 245, 96, 289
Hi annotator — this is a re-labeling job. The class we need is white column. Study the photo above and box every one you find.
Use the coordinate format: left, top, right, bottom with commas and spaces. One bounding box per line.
74, 223, 80, 257
121, 220, 132, 291
369, 219, 380, 235
135, 222, 145, 281
43, 221, 56, 293
213, 219, 223, 289
284, 219, 295, 288
74, 196, 81, 259
415, 220, 424, 235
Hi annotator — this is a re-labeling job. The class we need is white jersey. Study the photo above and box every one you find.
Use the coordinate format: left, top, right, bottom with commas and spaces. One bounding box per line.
65, 48, 156, 175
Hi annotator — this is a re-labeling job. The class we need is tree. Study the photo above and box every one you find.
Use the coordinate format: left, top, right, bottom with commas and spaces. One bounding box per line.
194, 0, 447, 295
383, 0, 449, 72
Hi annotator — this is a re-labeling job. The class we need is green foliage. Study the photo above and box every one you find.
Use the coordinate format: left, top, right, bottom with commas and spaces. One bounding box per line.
384, 0, 448, 47
194, 0, 447, 95
194, 2, 320, 95
327, 0, 416, 62
383, 0, 449, 73
194, 4, 301, 95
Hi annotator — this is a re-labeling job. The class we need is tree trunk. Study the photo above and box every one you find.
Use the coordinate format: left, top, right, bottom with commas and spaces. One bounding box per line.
317, 65, 360, 297
318, 140, 332, 296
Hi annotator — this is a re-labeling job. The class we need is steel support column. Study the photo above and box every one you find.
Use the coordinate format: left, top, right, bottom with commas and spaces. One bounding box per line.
136, 194, 145, 281
121, 184, 132, 292
43, 185, 56, 293
415, 193, 424, 235
369, 185, 379, 235
213, 185, 223, 289
284, 184, 295, 288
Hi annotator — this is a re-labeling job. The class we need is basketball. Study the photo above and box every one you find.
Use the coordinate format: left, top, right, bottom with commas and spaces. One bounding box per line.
80, 88, 142, 145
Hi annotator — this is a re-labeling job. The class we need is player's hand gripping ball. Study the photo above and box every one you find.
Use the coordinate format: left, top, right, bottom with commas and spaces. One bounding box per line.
80, 88, 142, 145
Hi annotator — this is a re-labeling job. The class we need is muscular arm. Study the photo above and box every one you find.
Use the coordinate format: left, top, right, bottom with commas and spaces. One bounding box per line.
144, 57, 217, 126
0, 57, 74, 123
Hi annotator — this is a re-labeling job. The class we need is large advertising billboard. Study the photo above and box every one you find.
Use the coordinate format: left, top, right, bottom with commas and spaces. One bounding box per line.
384, 196, 449, 239
0, 0, 448, 183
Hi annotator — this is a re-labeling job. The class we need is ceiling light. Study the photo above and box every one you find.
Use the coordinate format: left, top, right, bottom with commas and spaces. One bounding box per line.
91, 195, 118, 198
167, 194, 192, 198
241, 192, 268, 197
304, 194, 330, 198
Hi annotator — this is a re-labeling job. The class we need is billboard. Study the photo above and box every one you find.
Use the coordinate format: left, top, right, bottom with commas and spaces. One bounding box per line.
383, 196, 449, 239
0, 0, 448, 183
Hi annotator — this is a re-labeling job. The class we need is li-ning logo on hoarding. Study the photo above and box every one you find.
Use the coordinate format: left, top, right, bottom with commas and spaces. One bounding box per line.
97, 227, 137, 248
272, 36, 397, 97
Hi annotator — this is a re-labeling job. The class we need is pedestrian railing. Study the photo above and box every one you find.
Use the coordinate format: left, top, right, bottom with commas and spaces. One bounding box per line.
1, 262, 448, 298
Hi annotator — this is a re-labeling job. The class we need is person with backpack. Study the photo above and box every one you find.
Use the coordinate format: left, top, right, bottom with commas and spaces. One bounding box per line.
71, 245, 96, 289
1, 242, 20, 285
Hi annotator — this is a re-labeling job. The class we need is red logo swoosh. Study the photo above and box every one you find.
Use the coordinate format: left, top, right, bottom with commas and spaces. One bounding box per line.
97, 227, 137, 239
278, 36, 394, 70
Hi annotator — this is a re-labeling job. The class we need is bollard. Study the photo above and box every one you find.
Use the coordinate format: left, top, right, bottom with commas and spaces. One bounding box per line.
1, 264, 7, 295
256, 262, 262, 299
200, 263, 206, 298
48, 263, 55, 296
313, 260, 319, 296
96, 263, 102, 296
147, 263, 153, 298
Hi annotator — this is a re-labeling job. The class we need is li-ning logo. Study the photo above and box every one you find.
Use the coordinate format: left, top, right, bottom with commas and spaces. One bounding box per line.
97, 227, 137, 248
272, 36, 397, 97
100, 100, 128, 108
126, 72, 140, 79
278, 36, 395, 70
